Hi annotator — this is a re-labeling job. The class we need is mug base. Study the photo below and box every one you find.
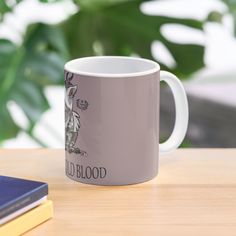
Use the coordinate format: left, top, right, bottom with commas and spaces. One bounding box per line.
65, 171, 158, 186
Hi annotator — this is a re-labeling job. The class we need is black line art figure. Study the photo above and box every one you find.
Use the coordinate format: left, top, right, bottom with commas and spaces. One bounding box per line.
65, 72, 89, 156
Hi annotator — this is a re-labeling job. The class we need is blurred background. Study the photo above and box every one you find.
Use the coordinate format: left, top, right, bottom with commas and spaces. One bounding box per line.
0, 0, 235, 148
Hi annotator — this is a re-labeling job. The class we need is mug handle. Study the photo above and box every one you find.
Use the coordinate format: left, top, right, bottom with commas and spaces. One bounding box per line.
159, 71, 189, 154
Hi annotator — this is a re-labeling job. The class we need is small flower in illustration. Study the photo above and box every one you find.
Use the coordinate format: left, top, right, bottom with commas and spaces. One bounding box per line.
77, 99, 89, 111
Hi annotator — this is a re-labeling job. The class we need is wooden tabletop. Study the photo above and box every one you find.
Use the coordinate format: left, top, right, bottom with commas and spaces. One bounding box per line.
0, 149, 236, 236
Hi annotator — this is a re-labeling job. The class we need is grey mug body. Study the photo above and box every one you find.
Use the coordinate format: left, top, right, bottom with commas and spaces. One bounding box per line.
64, 56, 188, 185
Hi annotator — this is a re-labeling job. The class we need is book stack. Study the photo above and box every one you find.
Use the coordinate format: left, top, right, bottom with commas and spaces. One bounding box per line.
0, 176, 53, 236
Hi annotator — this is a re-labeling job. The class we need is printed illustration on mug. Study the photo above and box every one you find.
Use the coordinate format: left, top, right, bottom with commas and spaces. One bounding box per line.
65, 72, 89, 156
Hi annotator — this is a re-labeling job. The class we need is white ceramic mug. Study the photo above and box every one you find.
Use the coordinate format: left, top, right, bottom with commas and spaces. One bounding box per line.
64, 56, 188, 185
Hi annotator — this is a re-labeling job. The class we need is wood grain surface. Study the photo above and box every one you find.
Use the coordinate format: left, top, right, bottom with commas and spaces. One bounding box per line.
0, 149, 236, 236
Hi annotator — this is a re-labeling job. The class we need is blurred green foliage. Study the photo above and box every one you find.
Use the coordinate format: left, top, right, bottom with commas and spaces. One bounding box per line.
0, 0, 206, 145
223, 0, 236, 34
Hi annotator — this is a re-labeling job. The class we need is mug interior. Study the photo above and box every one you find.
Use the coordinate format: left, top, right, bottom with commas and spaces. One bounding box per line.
64, 56, 160, 77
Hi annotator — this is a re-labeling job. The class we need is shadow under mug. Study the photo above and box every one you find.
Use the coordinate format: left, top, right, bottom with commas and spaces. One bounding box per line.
64, 56, 188, 185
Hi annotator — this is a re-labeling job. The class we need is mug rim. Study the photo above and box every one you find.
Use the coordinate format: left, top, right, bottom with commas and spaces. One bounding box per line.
64, 56, 160, 78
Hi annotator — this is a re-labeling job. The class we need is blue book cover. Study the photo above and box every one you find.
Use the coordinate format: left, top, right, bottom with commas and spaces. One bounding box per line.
0, 176, 48, 220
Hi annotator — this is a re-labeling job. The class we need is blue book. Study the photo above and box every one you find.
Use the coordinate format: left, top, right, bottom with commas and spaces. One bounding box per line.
0, 176, 48, 221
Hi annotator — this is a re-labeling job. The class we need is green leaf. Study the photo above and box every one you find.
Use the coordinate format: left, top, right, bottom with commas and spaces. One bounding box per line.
0, 24, 69, 142
0, 105, 19, 142
62, 0, 204, 77
207, 11, 223, 23
221, 0, 236, 35
0, 0, 22, 17
0, 1, 12, 16
11, 81, 50, 123
164, 42, 204, 78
